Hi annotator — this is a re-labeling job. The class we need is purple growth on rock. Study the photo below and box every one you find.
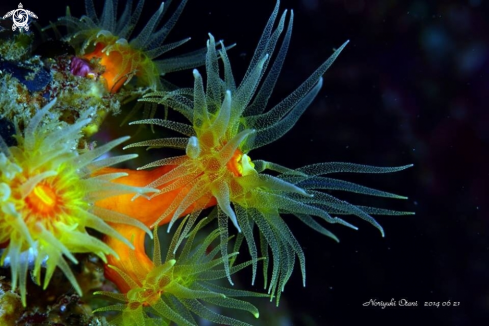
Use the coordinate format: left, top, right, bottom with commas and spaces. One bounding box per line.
70, 57, 94, 77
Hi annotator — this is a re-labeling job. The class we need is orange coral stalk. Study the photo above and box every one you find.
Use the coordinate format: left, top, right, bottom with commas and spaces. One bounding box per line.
95, 166, 216, 227
95, 165, 217, 292
103, 224, 150, 293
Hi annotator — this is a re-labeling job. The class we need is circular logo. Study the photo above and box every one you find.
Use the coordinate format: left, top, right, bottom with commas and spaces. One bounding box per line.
13, 9, 29, 29
2, 3, 38, 32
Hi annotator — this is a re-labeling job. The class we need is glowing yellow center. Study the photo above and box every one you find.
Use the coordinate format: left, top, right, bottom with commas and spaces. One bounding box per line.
227, 150, 255, 177
26, 183, 60, 216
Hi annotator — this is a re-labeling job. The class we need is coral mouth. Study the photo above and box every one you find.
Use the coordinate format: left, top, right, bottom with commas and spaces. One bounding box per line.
25, 181, 62, 217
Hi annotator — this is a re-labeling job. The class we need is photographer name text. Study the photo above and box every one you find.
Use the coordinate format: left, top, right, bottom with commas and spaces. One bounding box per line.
363, 298, 460, 309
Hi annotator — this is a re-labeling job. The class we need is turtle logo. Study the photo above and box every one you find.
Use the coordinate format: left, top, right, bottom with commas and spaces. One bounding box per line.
2, 3, 38, 32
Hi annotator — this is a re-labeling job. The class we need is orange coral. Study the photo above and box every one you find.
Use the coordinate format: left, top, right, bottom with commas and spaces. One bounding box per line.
95, 166, 216, 227
83, 43, 131, 93
103, 224, 150, 293
95, 166, 217, 292
83, 41, 159, 93
0, 100, 153, 306
95, 218, 265, 326
58, 0, 207, 93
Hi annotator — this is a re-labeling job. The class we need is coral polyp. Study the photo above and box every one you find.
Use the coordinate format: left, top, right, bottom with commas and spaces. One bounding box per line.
0, 0, 417, 323
0, 99, 153, 306
95, 217, 267, 326
130, 1, 414, 304
57, 0, 206, 92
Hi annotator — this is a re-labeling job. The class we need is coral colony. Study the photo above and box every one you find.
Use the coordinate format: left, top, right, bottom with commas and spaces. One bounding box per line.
0, 0, 413, 325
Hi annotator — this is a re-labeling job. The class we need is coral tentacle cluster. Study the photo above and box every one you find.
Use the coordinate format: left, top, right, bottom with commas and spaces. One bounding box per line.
58, 0, 206, 92
0, 0, 414, 324
0, 99, 153, 306
96, 217, 267, 326
115, 1, 414, 305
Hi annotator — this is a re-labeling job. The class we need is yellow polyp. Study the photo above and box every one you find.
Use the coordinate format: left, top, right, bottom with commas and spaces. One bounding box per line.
226, 150, 244, 177
96, 218, 266, 325
82, 109, 107, 137
241, 154, 256, 176
131, 12, 413, 305
226, 150, 256, 177
34, 185, 55, 206
25, 183, 59, 216
83, 124, 99, 137
0, 99, 151, 306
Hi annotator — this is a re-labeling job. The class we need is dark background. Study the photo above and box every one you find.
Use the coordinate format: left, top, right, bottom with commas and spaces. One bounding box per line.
3, 0, 487, 325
